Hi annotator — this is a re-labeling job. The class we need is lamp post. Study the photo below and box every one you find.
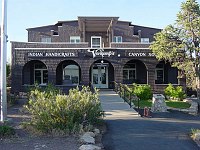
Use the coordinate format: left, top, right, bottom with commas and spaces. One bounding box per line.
1, 0, 7, 123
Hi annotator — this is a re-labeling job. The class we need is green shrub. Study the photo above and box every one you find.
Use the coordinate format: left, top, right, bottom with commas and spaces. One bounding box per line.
164, 83, 175, 98
0, 125, 15, 138
25, 85, 103, 134
164, 84, 186, 100
131, 84, 152, 101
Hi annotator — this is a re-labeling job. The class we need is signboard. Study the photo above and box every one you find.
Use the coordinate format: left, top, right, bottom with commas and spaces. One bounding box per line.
127, 52, 155, 57
87, 48, 115, 58
27, 52, 77, 58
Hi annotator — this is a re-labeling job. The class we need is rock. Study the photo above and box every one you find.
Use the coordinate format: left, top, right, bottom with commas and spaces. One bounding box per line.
151, 94, 167, 112
94, 129, 100, 135
80, 134, 95, 144
79, 144, 101, 150
194, 133, 200, 141
84, 132, 95, 137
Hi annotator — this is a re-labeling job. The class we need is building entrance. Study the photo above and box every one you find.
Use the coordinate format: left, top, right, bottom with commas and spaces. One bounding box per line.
92, 63, 108, 88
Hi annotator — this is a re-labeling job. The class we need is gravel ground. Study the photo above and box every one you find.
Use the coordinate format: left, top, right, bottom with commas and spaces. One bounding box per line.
0, 99, 80, 150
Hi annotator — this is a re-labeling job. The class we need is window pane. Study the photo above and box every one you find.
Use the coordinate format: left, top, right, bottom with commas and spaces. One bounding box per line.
123, 70, 128, 80
129, 70, 136, 79
63, 65, 79, 84
156, 70, 163, 81
70, 39, 75, 43
41, 37, 51, 43
35, 70, 41, 84
70, 36, 80, 43
91, 37, 101, 48
114, 36, 122, 43
141, 38, 149, 43
43, 70, 48, 84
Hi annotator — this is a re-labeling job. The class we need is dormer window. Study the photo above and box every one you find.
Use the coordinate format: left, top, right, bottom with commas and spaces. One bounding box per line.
70, 36, 80, 43
41, 37, 51, 43
113, 36, 122, 43
141, 38, 149, 43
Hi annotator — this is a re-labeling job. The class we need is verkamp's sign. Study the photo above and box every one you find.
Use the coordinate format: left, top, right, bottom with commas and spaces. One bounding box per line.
87, 48, 115, 58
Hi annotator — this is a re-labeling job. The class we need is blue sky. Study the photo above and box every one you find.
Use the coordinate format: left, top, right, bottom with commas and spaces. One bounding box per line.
1, 0, 200, 62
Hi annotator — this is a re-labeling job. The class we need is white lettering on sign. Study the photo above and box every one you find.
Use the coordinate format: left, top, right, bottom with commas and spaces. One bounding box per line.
27, 52, 76, 57
128, 52, 155, 57
45, 52, 75, 57
148, 53, 155, 57
128, 53, 146, 57
28, 52, 43, 57
88, 48, 115, 58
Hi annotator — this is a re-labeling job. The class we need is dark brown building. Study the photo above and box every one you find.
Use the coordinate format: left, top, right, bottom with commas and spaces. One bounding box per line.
11, 16, 186, 94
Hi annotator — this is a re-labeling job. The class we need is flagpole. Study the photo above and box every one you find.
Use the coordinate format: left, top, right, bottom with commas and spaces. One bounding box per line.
1, 0, 7, 123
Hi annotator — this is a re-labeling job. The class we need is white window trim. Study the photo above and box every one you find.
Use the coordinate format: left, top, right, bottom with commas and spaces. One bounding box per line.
41, 37, 51, 43
141, 38, 149, 43
113, 36, 122, 43
63, 65, 79, 85
123, 68, 137, 80
123, 63, 136, 80
155, 67, 164, 82
91, 36, 101, 48
70, 36, 81, 43
34, 64, 48, 84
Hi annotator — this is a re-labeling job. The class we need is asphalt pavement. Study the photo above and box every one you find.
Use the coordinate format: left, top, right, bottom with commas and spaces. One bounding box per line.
99, 90, 200, 150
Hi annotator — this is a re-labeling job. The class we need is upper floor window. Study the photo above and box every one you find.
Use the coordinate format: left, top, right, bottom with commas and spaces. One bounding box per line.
141, 38, 149, 43
91, 36, 101, 48
41, 37, 51, 43
113, 36, 122, 43
70, 36, 80, 43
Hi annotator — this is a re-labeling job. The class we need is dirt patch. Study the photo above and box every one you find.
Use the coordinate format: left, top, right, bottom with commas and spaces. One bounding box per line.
1, 99, 107, 150
0, 99, 80, 150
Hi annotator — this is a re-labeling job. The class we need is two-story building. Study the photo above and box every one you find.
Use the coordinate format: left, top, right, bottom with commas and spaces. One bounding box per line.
11, 16, 186, 94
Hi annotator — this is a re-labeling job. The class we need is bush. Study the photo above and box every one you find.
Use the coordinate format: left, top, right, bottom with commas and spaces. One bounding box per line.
164, 84, 186, 100
0, 125, 15, 138
164, 83, 175, 98
25, 85, 104, 134
131, 84, 152, 101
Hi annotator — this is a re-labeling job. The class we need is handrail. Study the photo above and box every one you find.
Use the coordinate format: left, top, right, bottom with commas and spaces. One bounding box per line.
113, 82, 140, 114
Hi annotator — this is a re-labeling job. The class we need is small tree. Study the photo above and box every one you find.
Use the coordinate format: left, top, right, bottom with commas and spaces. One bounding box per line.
150, 0, 200, 100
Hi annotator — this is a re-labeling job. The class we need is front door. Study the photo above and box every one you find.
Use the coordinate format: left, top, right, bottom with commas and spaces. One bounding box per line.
92, 65, 108, 88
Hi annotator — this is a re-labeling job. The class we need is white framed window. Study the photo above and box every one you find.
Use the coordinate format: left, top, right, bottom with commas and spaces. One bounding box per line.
63, 65, 79, 84
113, 36, 122, 43
141, 38, 149, 43
155, 64, 164, 84
91, 36, 101, 48
34, 63, 48, 85
70, 36, 80, 43
41, 37, 51, 43
123, 64, 136, 81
